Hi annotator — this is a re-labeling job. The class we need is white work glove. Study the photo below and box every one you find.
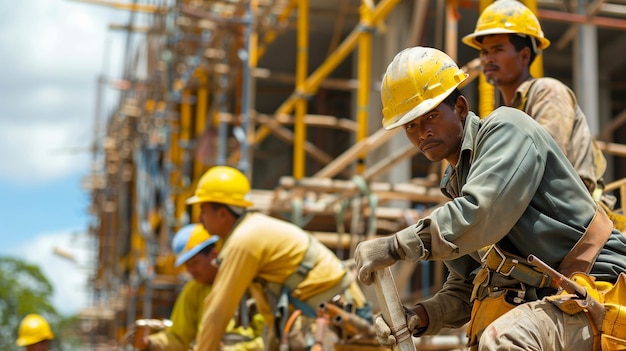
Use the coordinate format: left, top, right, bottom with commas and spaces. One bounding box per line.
354, 235, 405, 285
374, 308, 421, 348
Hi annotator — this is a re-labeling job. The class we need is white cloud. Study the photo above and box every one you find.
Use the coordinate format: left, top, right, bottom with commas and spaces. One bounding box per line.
0, 122, 91, 184
18, 230, 93, 316
0, 0, 125, 185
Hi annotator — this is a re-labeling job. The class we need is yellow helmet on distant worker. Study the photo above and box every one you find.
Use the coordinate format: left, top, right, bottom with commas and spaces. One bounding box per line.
186, 166, 253, 207
381, 46, 468, 130
16, 314, 55, 347
462, 0, 550, 51
171, 224, 219, 267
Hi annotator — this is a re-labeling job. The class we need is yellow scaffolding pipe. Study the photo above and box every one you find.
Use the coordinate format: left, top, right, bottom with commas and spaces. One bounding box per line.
193, 70, 209, 222
294, 0, 309, 179
522, 0, 545, 78
356, 0, 374, 175
477, 0, 496, 118
175, 90, 192, 223
251, 0, 401, 148
477, 0, 544, 118
257, 0, 297, 59
250, 0, 260, 68
69, 0, 167, 13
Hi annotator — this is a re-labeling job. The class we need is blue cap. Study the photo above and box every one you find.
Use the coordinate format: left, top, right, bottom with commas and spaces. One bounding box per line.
171, 224, 219, 267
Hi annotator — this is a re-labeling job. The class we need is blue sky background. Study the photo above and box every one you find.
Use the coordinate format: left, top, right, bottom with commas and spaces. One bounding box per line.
0, 0, 126, 316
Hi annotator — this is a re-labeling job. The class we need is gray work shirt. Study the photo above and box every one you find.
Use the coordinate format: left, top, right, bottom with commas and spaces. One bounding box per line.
405, 108, 626, 335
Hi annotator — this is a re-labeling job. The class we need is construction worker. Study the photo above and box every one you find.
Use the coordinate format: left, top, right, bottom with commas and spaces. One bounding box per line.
354, 46, 626, 350
187, 165, 369, 351
462, 0, 607, 197
16, 313, 54, 351
135, 224, 264, 351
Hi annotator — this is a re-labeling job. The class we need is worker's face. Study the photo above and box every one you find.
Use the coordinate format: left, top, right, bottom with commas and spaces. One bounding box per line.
25, 340, 51, 351
185, 248, 218, 285
199, 203, 228, 238
403, 96, 467, 165
479, 34, 530, 87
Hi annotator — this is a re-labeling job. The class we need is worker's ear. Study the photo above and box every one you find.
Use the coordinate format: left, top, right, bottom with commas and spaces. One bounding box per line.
455, 95, 469, 121
520, 46, 531, 67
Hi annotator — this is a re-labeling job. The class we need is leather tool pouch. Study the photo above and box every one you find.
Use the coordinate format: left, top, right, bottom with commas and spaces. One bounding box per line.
466, 289, 522, 350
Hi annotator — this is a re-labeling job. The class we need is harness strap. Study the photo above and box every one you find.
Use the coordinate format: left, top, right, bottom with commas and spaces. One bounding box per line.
559, 205, 614, 277
263, 235, 320, 297
482, 245, 551, 289
283, 235, 320, 291
261, 235, 354, 316
480, 204, 613, 293
302, 270, 353, 309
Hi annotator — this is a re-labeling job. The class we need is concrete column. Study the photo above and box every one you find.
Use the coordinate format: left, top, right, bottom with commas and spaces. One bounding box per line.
573, 0, 600, 135
366, 0, 413, 189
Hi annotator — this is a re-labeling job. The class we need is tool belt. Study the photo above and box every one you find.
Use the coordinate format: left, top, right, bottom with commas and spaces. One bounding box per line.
548, 272, 626, 351
466, 287, 526, 350
468, 205, 615, 350
466, 244, 547, 350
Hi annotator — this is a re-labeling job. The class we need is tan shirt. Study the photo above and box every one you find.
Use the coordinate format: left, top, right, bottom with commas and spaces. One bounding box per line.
194, 212, 360, 351
512, 77, 606, 190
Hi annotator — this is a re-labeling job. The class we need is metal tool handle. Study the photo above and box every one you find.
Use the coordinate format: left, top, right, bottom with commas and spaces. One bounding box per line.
373, 267, 417, 351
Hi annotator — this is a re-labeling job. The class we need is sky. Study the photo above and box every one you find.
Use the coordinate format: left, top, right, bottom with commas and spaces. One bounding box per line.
0, 0, 127, 316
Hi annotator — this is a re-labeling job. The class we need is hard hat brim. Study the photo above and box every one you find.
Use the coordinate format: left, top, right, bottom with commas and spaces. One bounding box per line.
462, 29, 551, 51
383, 74, 468, 130
186, 195, 202, 205
186, 194, 253, 207
175, 235, 219, 267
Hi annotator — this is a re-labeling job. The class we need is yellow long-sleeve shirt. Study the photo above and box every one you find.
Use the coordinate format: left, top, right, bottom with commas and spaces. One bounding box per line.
194, 212, 359, 351
148, 279, 264, 351
148, 280, 210, 351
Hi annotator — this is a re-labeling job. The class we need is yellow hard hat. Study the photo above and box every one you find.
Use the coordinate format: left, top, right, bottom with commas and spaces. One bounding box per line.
171, 224, 219, 267
186, 166, 253, 207
16, 314, 55, 347
381, 46, 468, 130
462, 0, 550, 51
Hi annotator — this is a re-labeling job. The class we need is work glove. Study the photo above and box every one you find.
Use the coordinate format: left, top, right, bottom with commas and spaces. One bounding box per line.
374, 307, 421, 348
354, 234, 405, 285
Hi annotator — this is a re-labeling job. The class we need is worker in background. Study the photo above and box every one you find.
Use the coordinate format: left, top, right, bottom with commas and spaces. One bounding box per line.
462, 0, 607, 198
135, 224, 264, 351
16, 313, 55, 351
187, 165, 369, 351
355, 46, 626, 350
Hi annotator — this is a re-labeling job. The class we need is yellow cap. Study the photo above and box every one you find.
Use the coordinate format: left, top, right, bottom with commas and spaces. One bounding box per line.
462, 0, 550, 52
16, 314, 54, 347
381, 46, 468, 130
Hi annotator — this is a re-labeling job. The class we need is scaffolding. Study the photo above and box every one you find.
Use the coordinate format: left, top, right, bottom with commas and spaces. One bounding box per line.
77, 0, 626, 348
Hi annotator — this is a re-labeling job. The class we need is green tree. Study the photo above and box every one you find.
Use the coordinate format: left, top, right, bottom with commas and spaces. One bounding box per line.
0, 256, 84, 350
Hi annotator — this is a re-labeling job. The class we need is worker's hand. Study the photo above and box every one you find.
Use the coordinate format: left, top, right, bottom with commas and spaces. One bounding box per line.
354, 235, 405, 285
373, 308, 421, 348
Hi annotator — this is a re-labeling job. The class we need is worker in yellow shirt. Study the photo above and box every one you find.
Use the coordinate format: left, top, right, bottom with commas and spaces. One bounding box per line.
136, 224, 264, 351
188, 166, 368, 351
15, 314, 54, 351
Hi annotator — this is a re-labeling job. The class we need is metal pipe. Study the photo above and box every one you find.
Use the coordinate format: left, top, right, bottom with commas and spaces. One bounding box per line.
478, 0, 496, 118
523, 0, 545, 78
251, 0, 402, 147
538, 8, 626, 30
574, 0, 600, 136
356, 0, 373, 175
238, 0, 255, 174
258, 0, 297, 58
294, 0, 309, 179
194, 71, 208, 222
